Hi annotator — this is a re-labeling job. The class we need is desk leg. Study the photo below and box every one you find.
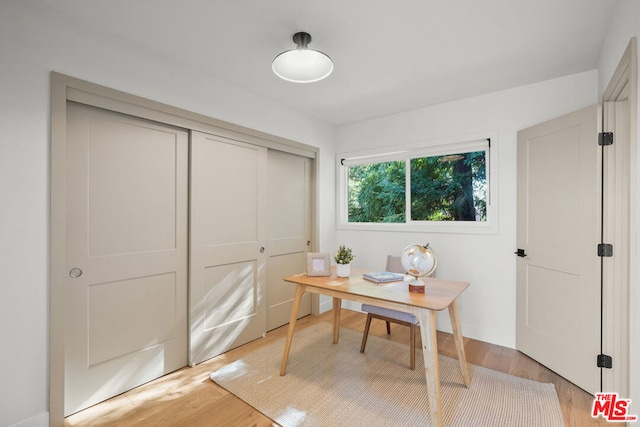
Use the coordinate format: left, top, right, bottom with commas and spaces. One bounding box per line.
448, 300, 471, 387
415, 308, 442, 427
332, 297, 342, 344
280, 284, 306, 376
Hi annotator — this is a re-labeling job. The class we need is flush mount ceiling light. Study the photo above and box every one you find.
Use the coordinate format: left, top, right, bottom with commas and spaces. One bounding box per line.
272, 32, 334, 83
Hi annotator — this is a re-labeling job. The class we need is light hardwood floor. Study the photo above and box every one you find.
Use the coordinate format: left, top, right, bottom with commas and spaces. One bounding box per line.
65, 310, 607, 427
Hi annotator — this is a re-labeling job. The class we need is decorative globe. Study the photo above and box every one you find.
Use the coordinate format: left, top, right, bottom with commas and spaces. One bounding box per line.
400, 244, 437, 293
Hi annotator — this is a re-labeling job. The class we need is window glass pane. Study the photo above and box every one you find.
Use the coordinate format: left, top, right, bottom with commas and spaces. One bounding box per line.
347, 161, 405, 223
410, 151, 486, 221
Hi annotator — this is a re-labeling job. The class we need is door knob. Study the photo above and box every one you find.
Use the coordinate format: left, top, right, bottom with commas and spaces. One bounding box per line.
260, 247, 265, 253
514, 249, 527, 258
69, 268, 83, 278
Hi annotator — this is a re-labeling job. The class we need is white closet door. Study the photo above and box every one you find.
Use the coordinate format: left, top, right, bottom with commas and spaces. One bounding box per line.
190, 131, 267, 365
65, 103, 188, 415
266, 150, 313, 330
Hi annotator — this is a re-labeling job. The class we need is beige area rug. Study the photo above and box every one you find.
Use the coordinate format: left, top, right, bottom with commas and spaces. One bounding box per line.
210, 323, 564, 427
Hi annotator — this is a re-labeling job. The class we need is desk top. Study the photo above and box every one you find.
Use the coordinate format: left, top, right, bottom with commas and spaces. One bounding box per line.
283, 267, 469, 311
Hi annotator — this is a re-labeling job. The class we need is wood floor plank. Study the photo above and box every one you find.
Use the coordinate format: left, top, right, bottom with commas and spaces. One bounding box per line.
64, 310, 607, 427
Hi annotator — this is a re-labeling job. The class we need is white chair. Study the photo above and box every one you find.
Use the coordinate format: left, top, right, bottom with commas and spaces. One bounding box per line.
360, 255, 420, 369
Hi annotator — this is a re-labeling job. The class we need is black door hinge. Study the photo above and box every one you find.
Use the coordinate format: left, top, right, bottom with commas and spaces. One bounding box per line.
598, 243, 613, 257
598, 132, 614, 146
597, 354, 613, 369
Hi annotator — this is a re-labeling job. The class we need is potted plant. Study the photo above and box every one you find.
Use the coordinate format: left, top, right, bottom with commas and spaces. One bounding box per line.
334, 244, 354, 277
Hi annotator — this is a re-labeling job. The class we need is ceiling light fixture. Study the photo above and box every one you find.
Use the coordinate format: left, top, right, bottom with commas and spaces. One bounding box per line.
272, 32, 333, 83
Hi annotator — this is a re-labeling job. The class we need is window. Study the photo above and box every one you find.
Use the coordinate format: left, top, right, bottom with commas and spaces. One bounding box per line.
337, 138, 497, 234
410, 150, 486, 221
348, 160, 406, 223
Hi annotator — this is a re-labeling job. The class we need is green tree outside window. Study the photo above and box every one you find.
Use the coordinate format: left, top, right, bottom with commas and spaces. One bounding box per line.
347, 151, 486, 223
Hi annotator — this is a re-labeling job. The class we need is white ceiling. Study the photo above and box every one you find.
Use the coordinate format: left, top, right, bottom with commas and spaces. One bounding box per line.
35, 0, 619, 125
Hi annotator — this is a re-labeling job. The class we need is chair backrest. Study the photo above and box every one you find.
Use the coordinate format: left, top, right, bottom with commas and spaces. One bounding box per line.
386, 254, 436, 277
385, 255, 405, 274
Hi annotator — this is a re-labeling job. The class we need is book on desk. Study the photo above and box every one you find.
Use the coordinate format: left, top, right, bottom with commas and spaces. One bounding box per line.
362, 271, 406, 283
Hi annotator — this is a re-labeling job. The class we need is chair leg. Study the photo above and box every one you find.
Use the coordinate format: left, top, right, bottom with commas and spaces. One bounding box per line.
385, 321, 391, 334
360, 314, 373, 353
410, 324, 416, 370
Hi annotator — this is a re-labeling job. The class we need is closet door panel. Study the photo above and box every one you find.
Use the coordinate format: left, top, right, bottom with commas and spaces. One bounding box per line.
190, 131, 267, 364
65, 103, 188, 415
266, 150, 312, 330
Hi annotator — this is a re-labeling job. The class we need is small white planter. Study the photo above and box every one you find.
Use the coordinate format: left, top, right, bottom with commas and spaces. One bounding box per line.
336, 263, 351, 278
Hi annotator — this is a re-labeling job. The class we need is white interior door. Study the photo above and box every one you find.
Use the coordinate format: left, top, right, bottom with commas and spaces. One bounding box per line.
190, 131, 267, 365
516, 105, 601, 394
65, 103, 188, 415
266, 150, 312, 331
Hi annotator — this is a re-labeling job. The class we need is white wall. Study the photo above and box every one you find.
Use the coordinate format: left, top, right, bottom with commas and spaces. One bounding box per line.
0, 1, 336, 426
335, 71, 599, 348
597, 0, 640, 411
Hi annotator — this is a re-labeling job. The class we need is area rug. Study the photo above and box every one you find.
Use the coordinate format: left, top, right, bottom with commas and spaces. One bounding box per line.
210, 323, 564, 427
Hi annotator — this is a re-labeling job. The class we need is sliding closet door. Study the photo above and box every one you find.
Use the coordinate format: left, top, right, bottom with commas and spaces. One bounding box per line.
266, 150, 312, 330
65, 103, 188, 415
190, 131, 267, 365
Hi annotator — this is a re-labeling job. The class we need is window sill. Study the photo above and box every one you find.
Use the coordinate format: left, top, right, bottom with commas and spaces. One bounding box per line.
336, 219, 499, 235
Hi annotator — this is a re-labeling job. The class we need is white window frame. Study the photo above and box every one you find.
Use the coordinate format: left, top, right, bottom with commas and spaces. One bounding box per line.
336, 134, 499, 234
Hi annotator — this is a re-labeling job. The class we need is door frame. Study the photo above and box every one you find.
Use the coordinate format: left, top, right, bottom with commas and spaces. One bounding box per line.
49, 73, 320, 426
601, 37, 637, 402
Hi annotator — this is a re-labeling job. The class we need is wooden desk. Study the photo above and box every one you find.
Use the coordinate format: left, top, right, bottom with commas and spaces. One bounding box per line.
280, 267, 471, 427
